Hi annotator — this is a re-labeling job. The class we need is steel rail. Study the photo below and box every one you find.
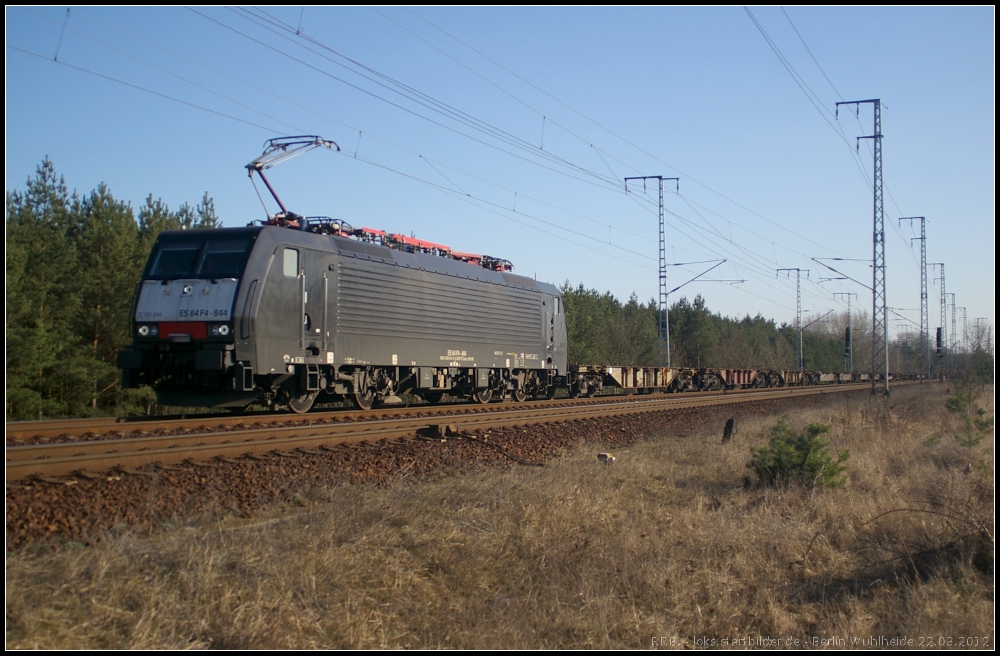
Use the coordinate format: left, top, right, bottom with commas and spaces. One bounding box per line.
7, 384, 879, 482
6, 384, 870, 443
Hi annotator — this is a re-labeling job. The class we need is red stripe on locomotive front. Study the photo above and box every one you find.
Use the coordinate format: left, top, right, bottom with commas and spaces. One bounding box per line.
158, 322, 207, 339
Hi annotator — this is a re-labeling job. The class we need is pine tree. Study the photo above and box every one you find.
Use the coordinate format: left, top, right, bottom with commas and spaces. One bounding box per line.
6, 159, 82, 419
73, 183, 141, 410
196, 191, 221, 228
7, 161, 221, 418
138, 194, 176, 255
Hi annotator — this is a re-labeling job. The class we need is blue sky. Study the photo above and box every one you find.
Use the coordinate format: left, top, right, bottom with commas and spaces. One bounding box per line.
6, 7, 995, 346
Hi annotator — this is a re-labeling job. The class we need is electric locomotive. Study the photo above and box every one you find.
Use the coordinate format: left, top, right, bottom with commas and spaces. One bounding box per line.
118, 221, 569, 413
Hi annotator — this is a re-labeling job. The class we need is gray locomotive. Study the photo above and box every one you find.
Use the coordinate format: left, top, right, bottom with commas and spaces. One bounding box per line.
118, 220, 569, 413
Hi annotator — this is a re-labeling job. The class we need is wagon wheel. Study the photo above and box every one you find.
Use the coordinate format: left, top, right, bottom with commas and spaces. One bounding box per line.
568, 385, 582, 399
472, 388, 493, 404
353, 388, 377, 410
288, 390, 318, 414
511, 388, 527, 403
423, 392, 444, 405
584, 386, 598, 398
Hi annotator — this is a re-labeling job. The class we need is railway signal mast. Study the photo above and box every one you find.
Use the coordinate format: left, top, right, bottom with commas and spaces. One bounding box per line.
624, 175, 679, 367
836, 99, 887, 396
834, 292, 857, 373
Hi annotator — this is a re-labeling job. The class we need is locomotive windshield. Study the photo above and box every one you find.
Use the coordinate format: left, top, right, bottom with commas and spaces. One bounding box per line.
147, 234, 255, 280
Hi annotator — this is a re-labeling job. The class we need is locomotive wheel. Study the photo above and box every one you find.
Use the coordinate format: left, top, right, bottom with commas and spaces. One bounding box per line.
472, 388, 493, 404
353, 388, 377, 410
511, 388, 527, 403
288, 390, 318, 414
535, 385, 557, 400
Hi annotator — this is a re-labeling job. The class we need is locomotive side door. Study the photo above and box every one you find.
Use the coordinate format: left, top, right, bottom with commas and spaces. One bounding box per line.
544, 295, 555, 362
255, 245, 306, 374
544, 293, 568, 372
300, 249, 334, 361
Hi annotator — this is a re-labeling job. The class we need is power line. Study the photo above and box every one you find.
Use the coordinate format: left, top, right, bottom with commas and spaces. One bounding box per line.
404, 6, 854, 260
6, 44, 281, 134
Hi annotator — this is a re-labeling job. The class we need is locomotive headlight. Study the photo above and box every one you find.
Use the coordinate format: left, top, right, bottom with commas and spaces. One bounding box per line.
137, 324, 158, 337
209, 323, 231, 337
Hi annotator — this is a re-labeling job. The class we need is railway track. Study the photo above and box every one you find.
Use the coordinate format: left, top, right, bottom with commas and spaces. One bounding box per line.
6, 395, 653, 443
7, 383, 876, 482
5, 384, 871, 444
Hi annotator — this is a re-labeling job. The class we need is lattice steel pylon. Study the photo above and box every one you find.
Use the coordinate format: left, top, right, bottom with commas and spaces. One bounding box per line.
933, 263, 946, 375
949, 293, 957, 359
625, 175, 678, 367
900, 217, 929, 380
778, 268, 807, 370
837, 99, 887, 396
958, 307, 968, 353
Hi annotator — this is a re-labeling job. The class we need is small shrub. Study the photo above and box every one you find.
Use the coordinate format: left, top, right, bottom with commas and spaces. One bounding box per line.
945, 384, 973, 413
947, 383, 994, 448
748, 420, 849, 489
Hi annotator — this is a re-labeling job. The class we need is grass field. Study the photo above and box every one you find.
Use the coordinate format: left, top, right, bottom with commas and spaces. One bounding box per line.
6, 383, 993, 649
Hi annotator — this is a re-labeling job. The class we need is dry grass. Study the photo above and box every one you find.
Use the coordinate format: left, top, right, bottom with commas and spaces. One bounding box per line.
6, 384, 994, 648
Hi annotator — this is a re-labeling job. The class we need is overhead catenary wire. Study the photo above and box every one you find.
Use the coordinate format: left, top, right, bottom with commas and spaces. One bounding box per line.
6, 41, 655, 266
227, 6, 626, 193
747, 7, 921, 270
24, 8, 303, 134
172, 8, 876, 276
7, 44, 282, 134
29, 7, 669, 258
622, 187, 816, 314
399, 6, 859, 261
9, 6, 917, 328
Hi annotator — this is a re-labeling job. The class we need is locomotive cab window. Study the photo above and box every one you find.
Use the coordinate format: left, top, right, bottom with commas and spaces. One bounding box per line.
283, 248, 299, 277
200, 239, 254, 277
150, 243, 200, 277
148, 234, 254, 280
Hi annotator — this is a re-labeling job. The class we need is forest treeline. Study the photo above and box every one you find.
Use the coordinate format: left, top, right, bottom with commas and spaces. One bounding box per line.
561, 284, 851, 371
7, 159, 219, 420
561, 286, 993, 382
